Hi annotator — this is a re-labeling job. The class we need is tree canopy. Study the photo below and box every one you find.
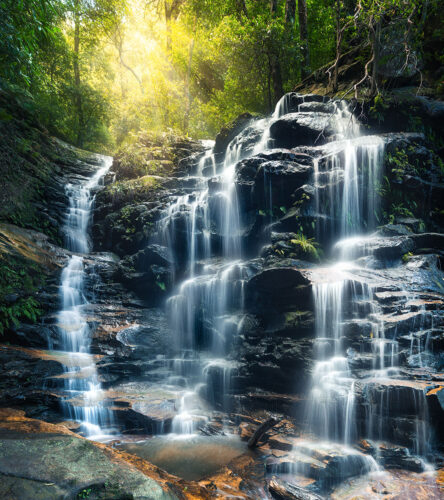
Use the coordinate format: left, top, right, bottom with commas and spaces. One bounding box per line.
0, 0, 442, 152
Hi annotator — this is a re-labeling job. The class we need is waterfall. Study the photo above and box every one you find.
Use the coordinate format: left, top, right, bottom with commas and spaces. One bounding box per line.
157, 104, 284, 434
56, 155, 112, 438
151, 92, 435, 486
304, 102, 433, 467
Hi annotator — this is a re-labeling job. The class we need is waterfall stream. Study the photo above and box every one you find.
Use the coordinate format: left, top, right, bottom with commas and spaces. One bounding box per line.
55, 155, 112, 438
46, 93, 440, 494
151, 92, 437, 489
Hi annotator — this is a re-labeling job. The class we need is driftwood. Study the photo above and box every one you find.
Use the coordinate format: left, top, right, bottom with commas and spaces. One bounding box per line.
268, 478, 325, 500
247, 417, 280, 448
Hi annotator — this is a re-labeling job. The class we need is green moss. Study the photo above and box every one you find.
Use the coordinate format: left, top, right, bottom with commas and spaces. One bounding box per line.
114, 130, 196, 180
0, 90, 95, 243
0, 254, 45, 335
105, 176, 162, 206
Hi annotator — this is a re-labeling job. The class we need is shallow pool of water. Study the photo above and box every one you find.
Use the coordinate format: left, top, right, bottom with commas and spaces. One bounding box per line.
116, 434, 249, 480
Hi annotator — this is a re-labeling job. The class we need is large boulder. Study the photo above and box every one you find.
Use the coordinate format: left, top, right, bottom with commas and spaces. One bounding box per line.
270, 112, 336, 148
235, 157, 312, 212
245, 266, 311, 312
0, 408, 203, 499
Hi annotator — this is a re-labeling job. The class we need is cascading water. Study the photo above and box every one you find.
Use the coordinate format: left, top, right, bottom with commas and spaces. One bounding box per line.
155, 99, 299, 434
150, 92, 436, 496
301, 100, 434, 474
56, 155, 112, 438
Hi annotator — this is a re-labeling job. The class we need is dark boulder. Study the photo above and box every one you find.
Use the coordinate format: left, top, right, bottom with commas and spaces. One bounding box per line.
245, 267, 311, 312
214, 113, 255, 154
270, 113, 335, 148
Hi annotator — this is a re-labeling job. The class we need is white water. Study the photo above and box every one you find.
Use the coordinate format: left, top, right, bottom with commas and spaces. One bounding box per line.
157, 107, 276, 433
304, 102, 433, 467
151, 92, 434, 486
57, 155, 112, 438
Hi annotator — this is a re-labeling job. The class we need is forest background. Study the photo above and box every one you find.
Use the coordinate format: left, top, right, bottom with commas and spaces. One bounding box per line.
1, 0, 442, 154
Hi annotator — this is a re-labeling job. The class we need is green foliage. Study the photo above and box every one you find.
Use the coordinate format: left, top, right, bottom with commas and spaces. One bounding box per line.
289, 233, 321, 262
105, 176, 161, 206
386, 148, 410, 181
0, 255, 44, 335
369, 93, 389, 123
0, 0, 61, 87
77, 488, 92, 499
0, 0, 441, 150
114, 131, 181, 179
402, 252, 413, 263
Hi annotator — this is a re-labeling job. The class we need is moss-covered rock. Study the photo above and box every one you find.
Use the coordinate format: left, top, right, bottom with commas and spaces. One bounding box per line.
0, 89, 101, 244
113, 131, 204, 181
0, 223, 67, 336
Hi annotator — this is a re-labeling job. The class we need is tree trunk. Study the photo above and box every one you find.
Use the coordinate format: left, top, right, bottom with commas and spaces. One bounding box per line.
267, 54, 272, 112
269, 0, 284, 105
236, 0, 248, 19
184, 35, 195, 133
165, 5, 173, 54
332, 0, 341, 91
298, 0, 310, 79
271, 56, 284, 104
285, 0, 296, 25
117, 38, 144, 93
370, 20, 380, 96
73, 0, 83, 147
164, 0, 184, 54
247, 417, 279, 448
270, 0, 278, 15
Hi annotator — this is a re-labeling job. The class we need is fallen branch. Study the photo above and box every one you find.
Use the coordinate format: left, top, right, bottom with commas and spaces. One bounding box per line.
247, 417, 280, 448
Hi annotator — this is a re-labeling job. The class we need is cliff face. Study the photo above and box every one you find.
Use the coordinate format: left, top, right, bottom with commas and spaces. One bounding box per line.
0, 88, 443, 498
0, 89, 107, 341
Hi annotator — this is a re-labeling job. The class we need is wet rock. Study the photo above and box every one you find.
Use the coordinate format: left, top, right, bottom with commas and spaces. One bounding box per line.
120, 244, 174, 272
268, 477, 323, 500
411, 233, 444, 252
383, 310, 433, 336
298, 101, 336, 114
254, 161, 312, 206
245, 267, 311, 312
377, 443, 425, 472
106, 382, 178, 434
257, 149, 314, 165
214, 113, 255, 154
0, 408, 193, 499
275, 93, 328, 115
270, 113, 335, 148
426, 385, 444, 440
377, 224, 413, 237
268, 435, 294, 452
267, 444, 375, 489
116, 263, 172, 302
237, 335, 314, 394
337, 234, 415, 261
0, 345, 64, 419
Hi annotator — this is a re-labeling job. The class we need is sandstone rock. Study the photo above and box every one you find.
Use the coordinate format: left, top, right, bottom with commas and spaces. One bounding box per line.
0, 408, 197, 500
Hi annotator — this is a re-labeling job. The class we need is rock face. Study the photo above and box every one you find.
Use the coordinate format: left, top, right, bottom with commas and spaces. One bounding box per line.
1, 92, 444, 498
270, 112, 336, 148
214, 112, 255, 154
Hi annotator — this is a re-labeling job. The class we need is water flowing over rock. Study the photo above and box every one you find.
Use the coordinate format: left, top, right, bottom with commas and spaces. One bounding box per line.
3, 91, 444, 498
54, 155, 113, 437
